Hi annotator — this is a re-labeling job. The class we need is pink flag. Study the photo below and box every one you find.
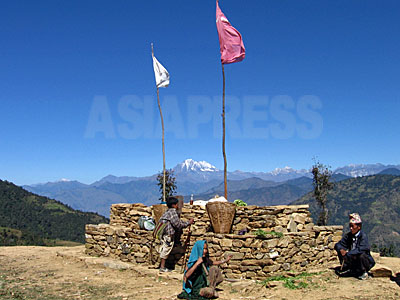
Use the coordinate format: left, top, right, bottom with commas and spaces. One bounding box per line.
216, 1, 245, 64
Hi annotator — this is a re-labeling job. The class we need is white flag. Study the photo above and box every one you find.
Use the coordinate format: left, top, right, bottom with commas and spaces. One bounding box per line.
152, 54, 170, 88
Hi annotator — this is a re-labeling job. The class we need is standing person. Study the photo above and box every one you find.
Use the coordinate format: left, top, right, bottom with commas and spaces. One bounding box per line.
334, 213, 375, 280
158, 196, 193, 272
178, 240, 232, 299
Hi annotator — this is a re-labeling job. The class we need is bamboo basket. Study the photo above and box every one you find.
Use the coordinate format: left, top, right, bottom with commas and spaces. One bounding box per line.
152, 204, 167, 224
206, 202, 236, 233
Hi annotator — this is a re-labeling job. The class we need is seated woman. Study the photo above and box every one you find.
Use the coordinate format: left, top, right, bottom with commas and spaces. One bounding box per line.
178, 240, 232, 299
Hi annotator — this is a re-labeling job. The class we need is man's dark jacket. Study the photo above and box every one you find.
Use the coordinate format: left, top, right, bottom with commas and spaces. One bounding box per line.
335, 230, 375, 266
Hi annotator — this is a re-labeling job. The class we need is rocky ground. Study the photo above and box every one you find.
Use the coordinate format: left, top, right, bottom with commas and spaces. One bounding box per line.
1, 246, 400, 300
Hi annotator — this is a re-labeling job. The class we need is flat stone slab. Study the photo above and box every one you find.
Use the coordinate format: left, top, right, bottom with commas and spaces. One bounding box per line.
370, 264, 393, 277
103, 261, 131, 270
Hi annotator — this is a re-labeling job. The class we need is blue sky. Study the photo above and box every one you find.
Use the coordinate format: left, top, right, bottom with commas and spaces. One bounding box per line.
1, 0, 399, 185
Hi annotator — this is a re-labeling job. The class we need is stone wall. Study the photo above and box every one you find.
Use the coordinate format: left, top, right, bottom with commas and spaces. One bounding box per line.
109, 203, 315, 235
85, 203, 343, 279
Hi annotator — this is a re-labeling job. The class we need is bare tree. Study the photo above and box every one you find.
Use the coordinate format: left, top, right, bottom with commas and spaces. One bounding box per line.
311, 159, 333, 225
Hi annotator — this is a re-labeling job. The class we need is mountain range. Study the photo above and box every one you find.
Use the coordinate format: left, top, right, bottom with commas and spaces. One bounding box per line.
5, 161, 400, 255
23, 159, 400, 217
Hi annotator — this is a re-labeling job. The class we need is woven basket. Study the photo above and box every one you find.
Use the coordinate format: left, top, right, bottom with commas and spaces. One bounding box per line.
152, 204, 167, 224
206, 202, 236, 234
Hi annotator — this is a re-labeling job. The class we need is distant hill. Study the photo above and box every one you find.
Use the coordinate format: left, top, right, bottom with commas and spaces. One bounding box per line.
91, 174, 149, 186
23, 173, 350, 216
193, 175, 351, 206
194, 177, 311, 206
26, 180, 88, 193
96, 178, 224, 205
293, 175, 400, 256
229, 184, 308, 206
284, 176, 313, 190
200, 177, 280, 195
331, 173, 352, 182
0, 180, 108, 246
379, 168, 400, 176
25, 178, 223, 217
282, 174, 349, 191
24, 182, 127, 217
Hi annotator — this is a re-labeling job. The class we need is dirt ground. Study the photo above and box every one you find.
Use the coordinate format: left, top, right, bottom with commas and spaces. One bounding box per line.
1, 246, 400, 300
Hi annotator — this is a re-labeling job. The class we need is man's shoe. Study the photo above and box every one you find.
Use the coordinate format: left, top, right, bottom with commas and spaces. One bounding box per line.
159, 267, 172, 273
336, 268, 352, 277
358, 272, 368, 280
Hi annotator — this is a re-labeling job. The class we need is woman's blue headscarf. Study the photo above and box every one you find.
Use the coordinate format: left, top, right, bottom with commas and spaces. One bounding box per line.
182, 240, 208, 294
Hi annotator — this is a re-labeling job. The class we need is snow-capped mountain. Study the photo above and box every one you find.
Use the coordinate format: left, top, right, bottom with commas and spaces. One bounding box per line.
173, 159, 219, 173
159, 160, 400, 183
173, 159, 221, 182
270, 166, 309, 176
241, 168, 310, 182
171, 159, 312, 183
333, 163, 400, 177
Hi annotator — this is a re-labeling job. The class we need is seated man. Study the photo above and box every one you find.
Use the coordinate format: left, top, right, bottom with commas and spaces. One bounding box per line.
334, 213, 375, 280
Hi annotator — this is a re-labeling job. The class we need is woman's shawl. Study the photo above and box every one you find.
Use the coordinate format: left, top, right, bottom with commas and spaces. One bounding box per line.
183, 240, 208, 294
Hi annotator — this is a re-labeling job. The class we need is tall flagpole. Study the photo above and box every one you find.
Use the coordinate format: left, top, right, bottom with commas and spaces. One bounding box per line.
221, 63, 227, 200
158, 88, 166, 203
152, 44, 166, 203
216, 0, 245, 202
218, 0, 228, 200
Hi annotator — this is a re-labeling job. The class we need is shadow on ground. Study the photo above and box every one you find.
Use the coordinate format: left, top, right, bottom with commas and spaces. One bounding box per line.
390, 272, 400, 287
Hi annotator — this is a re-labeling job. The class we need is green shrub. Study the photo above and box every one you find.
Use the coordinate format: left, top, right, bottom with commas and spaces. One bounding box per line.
253, 229, 283, 238
260, 272, 322, 290
233, 199, 247, 206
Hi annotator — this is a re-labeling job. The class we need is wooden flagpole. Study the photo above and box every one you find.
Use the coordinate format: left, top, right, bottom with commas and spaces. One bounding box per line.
222, 63, 227, 200
152, 44, 166, 203
158, 88, 166, 203
181, 224, 192, 273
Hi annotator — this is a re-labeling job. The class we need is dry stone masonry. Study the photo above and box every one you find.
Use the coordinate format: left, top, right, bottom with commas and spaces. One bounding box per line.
85, 203, 343, 279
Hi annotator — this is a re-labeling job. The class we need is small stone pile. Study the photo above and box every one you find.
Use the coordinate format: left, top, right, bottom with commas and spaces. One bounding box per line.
85, 203, 343, 279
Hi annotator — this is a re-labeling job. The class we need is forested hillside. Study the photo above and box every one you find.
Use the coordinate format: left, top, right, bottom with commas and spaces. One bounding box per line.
293, 175, 400, 256
0, 180, 108, 245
